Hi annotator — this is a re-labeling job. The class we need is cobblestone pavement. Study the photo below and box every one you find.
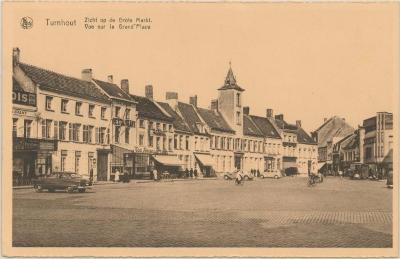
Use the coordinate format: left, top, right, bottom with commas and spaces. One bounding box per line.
12, 177, 393, 247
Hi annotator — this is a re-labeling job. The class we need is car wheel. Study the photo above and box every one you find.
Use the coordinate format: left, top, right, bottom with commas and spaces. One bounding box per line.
244, 176, 249, 180
35, 185, 43, 192
224, 175, 229, 180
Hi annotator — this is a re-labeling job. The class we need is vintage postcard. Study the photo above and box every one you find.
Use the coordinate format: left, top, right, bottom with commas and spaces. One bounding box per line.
2, 1, 399, 258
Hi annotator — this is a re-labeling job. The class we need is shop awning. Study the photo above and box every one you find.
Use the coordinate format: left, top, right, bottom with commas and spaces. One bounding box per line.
152, 155, 183, 166
318, 162, 326, 170
195, 153, 214, 167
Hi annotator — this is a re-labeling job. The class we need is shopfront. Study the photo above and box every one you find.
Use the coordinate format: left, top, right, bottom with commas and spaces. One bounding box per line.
152, 154, 183, 178
13, 137, 57, 186
195, 153, 215, 177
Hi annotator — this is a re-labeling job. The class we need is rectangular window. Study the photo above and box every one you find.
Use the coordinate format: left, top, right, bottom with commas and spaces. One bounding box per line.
101, 107, 107, 120
125, 128, 130, 144
99, 127, 106, 144
75, 102, 82, 115
88, 126, 93, 143
186, 136, 189, 150
174, 135, 177, 149
13, 118, 18, 137
53, 121, 58, 140
61, 99, 68, 113
75, 156, 80, 173
24, 120, 32, 138
69, 123, 73, 141
115, 126, 120, 143
125, 108, 130, 120
61, 153, 66, 172
163, 124, 166, 132
139, 120, 145, 128
139, 134, 144, 146
83, 125, 89, 143
149, 135, 153, 147
59, 122, 67, 140
149, 121, 154, 130
106, 128, 110, 144
45, 96, 53, 111
156, 123, 160, 130
169, 138, 173, 151
89, 104, 95, 117
42, 119, 52, 139
73, 124, 81, 142
115, 106, 121, 118
168, 125, 173, 132
180, 135, 183, 150
156, 137, 161, 150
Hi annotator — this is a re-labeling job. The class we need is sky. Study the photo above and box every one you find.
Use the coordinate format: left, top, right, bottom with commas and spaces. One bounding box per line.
5, 2, 398, 133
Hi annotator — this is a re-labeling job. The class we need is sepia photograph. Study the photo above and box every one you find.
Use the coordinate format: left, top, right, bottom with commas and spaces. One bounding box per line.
2, 1, 398, 258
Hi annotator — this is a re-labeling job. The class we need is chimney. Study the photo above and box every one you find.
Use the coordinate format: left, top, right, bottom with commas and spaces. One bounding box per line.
211, 99, 218, 111
166, 92, 178, 100
324, 117, 327, 123
81, 68, 93, 82
296, 120, 302, 128
266, 109, 273, 118
275, 114, 284, 121
243, 106, 250, 115
145, 85, 153, 100
13, 47, 20, 66
189, 95, 198, 107
121, 79, 129, 93
107, 75, 113, 83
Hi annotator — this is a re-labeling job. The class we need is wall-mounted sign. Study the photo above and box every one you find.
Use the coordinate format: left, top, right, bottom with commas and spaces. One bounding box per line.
12, 90, 36, 107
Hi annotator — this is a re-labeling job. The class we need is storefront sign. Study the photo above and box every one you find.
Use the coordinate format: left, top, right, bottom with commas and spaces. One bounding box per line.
13, 137, 57, 151
134, 147, 154, 153
12, 90, 36, 107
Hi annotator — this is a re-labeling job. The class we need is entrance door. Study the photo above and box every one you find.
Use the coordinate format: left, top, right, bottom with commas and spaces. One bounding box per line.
97, 152, 108, 181
234, 154, 242, 170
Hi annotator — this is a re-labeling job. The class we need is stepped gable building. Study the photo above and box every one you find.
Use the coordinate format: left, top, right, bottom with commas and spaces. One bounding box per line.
12, 48, 111, 185
311, 116, 355, 173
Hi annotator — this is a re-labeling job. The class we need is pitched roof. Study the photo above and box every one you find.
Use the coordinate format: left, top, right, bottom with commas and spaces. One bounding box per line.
130, 95, 173, 122
296, 127, 317, 145
342, 133, 359, 150
313, 116, 355, 146
19, 63, 110, 103
274, 119, 298, 131
13, 77, 24, 92
157, 102, 192, 133
249, 115, 281, 139
243, 115, 264, 137
218, 67, 245, 92
177, 102, 204, 134
196, 107, 235, 134
93, 79, 133, 102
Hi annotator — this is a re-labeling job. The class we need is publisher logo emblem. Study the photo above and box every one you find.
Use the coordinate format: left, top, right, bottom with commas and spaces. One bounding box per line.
20, 17, 33, 29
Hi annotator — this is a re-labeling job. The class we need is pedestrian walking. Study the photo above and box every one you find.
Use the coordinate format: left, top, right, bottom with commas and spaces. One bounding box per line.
190, 168, 194, 178
114, 169, 120, 182
185, 168, 189, 178
153, 168, 158, 181
89, 168, 94, 184
338, 170, 343, 180
194, 168, 198, 178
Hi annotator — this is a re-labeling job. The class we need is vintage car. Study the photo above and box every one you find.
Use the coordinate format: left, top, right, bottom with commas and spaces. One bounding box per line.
32, 172, 90, 193
261, 171, 283, 179
223, 171, 254, 181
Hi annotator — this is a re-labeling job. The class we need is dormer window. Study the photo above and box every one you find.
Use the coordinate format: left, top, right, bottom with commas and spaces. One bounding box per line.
196, 123, 204, 133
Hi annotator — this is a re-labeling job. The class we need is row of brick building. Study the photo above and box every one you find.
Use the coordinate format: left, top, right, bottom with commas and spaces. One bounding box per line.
12, 48, 318, 185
